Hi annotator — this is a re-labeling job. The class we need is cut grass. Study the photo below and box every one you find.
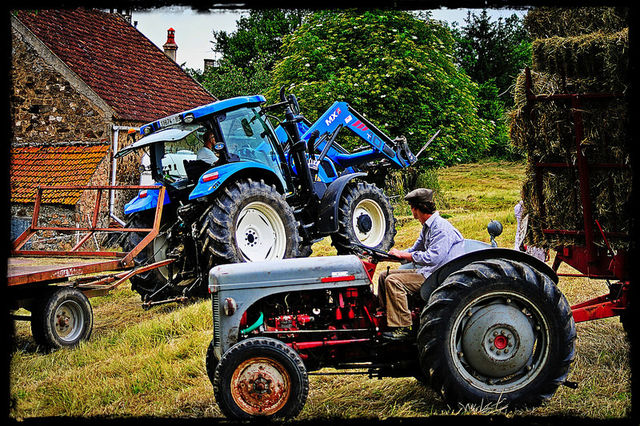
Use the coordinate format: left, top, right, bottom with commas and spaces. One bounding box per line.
9, 160, 631, 420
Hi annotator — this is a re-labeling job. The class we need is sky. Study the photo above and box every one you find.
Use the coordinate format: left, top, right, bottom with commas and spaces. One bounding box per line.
131, 7, 529, 71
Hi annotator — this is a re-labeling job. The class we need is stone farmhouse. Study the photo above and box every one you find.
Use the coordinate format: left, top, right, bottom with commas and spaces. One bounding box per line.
9, 8, 216, 246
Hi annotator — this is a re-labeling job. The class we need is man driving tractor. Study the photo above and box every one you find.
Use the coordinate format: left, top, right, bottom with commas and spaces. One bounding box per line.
378, 188, 465, 341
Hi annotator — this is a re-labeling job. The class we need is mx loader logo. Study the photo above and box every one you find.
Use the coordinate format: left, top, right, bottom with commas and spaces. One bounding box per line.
325, 108, 341, 126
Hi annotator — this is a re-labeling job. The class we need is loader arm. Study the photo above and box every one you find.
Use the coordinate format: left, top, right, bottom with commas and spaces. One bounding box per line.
300, 102, 416, 170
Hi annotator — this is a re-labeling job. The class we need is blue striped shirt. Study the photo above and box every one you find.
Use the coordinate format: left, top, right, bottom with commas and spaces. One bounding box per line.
406, 212, 464, 278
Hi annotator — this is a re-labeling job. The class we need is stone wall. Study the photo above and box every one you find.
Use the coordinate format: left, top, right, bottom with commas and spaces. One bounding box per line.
10, 26, 147, 231
10, 28, 111, 145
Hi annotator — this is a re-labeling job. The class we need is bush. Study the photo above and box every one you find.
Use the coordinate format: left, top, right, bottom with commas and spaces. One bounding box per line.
268, 10, 497, 168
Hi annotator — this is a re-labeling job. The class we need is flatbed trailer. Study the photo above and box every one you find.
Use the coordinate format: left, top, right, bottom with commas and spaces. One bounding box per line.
8, 185, 172, 350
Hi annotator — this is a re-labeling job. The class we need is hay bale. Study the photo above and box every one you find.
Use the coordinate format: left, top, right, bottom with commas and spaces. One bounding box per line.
531, 29, 629, 90
510, 30, 632, 249
524, 7, 628, 39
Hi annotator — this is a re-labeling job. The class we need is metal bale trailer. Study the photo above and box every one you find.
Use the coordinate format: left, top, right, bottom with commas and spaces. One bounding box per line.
7, 185, 172, 350
522, 67, 631, 328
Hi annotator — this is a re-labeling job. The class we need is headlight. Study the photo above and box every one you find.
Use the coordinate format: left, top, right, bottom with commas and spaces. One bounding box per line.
223, 297, 237, 316
183, 113, 195, 124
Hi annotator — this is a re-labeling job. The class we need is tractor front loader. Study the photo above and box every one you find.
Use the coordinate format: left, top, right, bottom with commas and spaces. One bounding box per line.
114, 89, 426, 306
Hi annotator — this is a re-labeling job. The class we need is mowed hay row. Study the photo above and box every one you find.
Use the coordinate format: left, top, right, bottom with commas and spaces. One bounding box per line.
508, 27, 631, 250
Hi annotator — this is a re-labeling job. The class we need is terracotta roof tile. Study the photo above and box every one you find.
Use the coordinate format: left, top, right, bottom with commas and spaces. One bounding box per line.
10, 143, 110, 204
16, 8, 215, 123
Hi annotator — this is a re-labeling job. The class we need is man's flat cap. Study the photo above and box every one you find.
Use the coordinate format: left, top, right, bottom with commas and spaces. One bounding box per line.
404, 188, 434, 204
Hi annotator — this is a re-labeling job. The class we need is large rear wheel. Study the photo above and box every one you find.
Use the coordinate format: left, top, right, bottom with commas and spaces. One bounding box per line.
201, 179, 301, 269
417, 258, 576, 408
123, 213, 170, 301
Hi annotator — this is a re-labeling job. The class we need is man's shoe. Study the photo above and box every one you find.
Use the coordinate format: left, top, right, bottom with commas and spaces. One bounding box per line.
382, 326, 412, 342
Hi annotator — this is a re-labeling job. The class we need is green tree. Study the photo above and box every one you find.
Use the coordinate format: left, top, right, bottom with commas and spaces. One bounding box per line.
269, 9, 495, 167
189, 9, 308, 99
451, 10, 531, 104
449, 10, 531, 157
211, 9, 309, 70
190, 57, 272, 100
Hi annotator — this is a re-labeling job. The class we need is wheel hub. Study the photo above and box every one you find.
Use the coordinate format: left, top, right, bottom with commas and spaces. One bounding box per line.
461, 303, 535, 377
53, 300, 84, 342
351, 199, 386, 247
235, 202, 287, 261
356, 214, 373, 233
231, 357, 291, 416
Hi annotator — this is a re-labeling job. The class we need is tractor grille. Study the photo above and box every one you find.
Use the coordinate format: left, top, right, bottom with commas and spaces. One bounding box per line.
212, 296, 221, 348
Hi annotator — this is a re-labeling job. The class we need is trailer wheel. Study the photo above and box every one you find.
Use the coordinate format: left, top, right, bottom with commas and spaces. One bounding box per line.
213, 337, 308, 420
202, 179, 301, 267
417, 258, 576, 408
331, 181, 396, 255
31, 287, 93, 350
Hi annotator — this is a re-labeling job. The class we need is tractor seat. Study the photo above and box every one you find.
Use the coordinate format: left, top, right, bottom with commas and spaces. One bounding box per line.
184, 159, 213, 183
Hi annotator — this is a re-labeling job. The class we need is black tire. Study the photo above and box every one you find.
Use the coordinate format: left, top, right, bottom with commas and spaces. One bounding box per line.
206, 339, 219, 387
331, 181, 396, 255
201, 179, 301, 268
213, 337, 309, 420
30, 287, 93, 350
619, 309, 632, 342
123, 213, 170, 301
417, 258, 576, 408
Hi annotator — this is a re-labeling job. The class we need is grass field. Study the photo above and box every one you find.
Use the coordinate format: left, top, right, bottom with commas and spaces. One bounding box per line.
8, 161, 632, 420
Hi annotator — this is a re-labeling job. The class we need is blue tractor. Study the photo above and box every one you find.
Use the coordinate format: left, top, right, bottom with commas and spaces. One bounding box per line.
115, 89, 421, 305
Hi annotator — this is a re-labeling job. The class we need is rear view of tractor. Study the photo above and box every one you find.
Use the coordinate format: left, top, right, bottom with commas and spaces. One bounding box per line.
115, 89, 420, 306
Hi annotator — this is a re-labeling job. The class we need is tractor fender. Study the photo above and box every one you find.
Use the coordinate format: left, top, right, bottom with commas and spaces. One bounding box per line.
316, 172, 367, 234
420, 244, 558, 301
188, 161, 287, 200
123, 184, 171, 215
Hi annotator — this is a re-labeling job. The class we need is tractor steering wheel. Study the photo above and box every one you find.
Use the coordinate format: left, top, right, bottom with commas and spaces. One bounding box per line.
351, 243, 403, 262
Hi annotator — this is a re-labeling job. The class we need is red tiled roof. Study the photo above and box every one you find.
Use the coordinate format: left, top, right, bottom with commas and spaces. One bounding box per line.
10, 143, 110, 205
16, 8, 215, 123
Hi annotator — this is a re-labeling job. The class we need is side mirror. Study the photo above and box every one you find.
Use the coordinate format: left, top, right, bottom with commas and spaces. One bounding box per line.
487, 220, 503, 247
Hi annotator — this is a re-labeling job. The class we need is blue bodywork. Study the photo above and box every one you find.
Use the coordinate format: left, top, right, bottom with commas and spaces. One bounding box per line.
120, 94, 415, 214
188, 161, 287, 201
124, 184, 170, 215
140, 95, 266, 136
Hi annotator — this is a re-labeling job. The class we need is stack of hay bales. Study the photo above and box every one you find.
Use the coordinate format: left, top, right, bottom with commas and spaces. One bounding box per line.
509, 7, 630, 250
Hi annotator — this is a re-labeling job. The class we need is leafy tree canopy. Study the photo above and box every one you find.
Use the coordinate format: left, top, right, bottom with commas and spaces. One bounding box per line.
211, 9, 309, 70
269, 9, 495, 167
450, 10, 531, 106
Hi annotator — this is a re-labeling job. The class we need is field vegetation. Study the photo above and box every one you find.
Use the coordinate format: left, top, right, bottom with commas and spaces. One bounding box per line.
9, 161, 631, 420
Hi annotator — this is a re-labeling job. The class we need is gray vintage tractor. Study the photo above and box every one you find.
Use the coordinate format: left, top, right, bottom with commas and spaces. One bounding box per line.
205, 223, 576, 419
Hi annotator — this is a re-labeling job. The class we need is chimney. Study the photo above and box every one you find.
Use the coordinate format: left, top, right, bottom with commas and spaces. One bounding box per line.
163, 28, 178, 62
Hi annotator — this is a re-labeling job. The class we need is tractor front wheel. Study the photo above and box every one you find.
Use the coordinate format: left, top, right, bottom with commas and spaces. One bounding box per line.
417, 258, 576, 408
213, 337, 309, 420
331, 181, 396, 255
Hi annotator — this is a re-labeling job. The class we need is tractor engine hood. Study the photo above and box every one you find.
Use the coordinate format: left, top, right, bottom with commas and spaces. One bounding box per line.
208, 255, 370, 294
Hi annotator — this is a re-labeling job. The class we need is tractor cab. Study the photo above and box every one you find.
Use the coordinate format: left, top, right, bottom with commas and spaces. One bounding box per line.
116, 96, 292, 214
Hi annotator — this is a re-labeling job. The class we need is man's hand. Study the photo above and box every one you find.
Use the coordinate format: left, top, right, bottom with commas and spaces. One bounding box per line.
389, 248, 412, 262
